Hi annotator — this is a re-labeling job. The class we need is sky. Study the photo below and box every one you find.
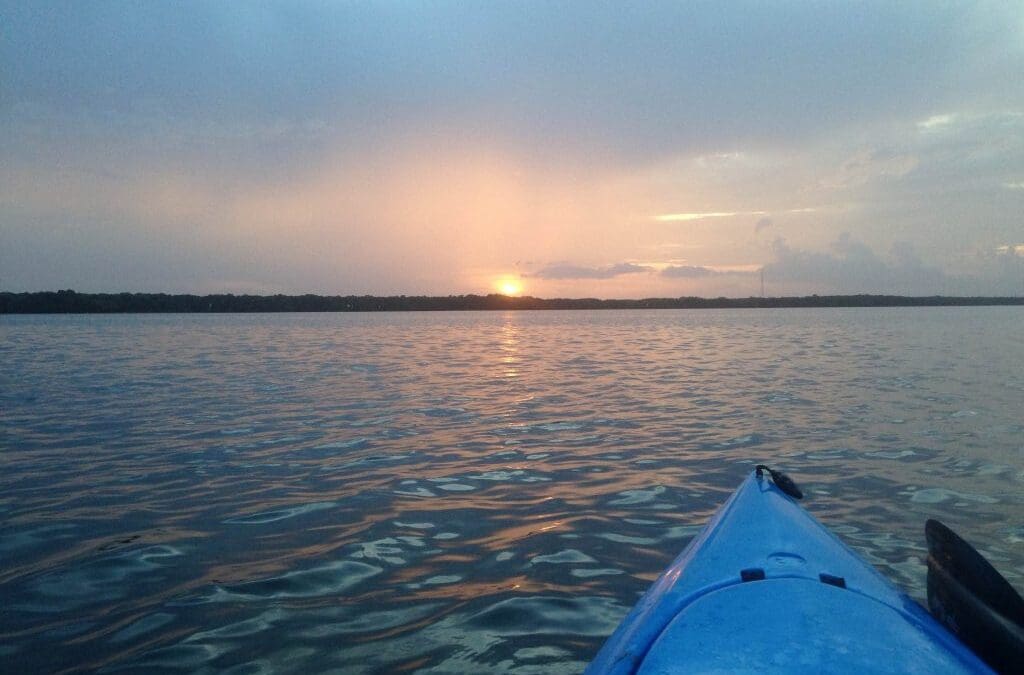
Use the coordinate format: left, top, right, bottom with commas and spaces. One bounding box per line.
2, 1, 1023, 298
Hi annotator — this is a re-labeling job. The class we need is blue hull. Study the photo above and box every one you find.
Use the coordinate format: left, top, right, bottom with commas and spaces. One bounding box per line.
587, 470, 992, 674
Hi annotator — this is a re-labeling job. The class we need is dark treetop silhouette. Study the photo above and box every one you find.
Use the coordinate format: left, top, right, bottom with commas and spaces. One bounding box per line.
2, 290, 1022, 313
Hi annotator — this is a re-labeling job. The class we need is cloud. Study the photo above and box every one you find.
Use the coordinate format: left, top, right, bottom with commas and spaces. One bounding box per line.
761, 233, 1024, 296
660, 265, 719, 278
654, 210, 763, 222
995, 243, 1024, 256
4, 3, 1022, 168
763, 233, 947, 294
754, 217, 773, 233
530, 262, 652, 280
661, 264, 761, 279
917, 113, 957, 132
654, 208, 815, 223
822, 147, 919, 188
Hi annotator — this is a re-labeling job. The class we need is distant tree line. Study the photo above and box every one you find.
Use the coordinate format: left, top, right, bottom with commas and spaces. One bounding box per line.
1, 289, 1022, 313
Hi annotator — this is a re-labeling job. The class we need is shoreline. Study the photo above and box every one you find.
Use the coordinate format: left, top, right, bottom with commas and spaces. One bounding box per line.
2, 290, 1023, 314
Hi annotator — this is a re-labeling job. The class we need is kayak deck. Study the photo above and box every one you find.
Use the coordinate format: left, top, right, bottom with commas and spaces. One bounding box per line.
587, 470, 992, 673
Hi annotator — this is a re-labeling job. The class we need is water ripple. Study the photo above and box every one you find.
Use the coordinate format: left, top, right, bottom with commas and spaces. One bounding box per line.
2, 308, 1022, 672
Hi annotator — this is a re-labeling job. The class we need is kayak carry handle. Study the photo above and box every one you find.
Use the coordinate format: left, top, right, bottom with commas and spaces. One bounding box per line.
755, 465, 803, 500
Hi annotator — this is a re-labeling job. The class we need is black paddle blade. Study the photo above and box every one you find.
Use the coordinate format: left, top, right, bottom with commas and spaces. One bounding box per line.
925, 518, 1024, 674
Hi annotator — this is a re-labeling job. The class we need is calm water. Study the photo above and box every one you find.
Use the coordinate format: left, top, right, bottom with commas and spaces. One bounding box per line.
2, 308, 1023, 673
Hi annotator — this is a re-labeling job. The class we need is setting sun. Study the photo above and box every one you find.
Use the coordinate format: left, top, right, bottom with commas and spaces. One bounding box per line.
496, 278, 523, 296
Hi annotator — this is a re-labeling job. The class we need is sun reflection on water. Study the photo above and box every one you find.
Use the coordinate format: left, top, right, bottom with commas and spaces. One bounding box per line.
499, 312, 521, 379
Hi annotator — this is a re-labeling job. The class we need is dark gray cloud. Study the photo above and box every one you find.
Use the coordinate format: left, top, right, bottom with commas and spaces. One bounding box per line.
531, 262, 651, 280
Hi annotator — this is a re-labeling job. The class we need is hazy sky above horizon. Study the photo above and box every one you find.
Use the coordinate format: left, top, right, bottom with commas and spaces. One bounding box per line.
2, 2, 1023, 297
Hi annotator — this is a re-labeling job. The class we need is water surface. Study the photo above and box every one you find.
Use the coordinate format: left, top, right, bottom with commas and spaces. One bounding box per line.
2, 308, 1022, 673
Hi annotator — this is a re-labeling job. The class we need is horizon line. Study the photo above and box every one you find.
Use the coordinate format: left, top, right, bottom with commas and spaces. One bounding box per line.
3, 289, 1023, 314
3, 289, 1024, 300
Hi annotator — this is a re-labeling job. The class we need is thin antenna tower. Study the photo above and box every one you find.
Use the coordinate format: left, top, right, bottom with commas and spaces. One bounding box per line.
760, 268, 765, 298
